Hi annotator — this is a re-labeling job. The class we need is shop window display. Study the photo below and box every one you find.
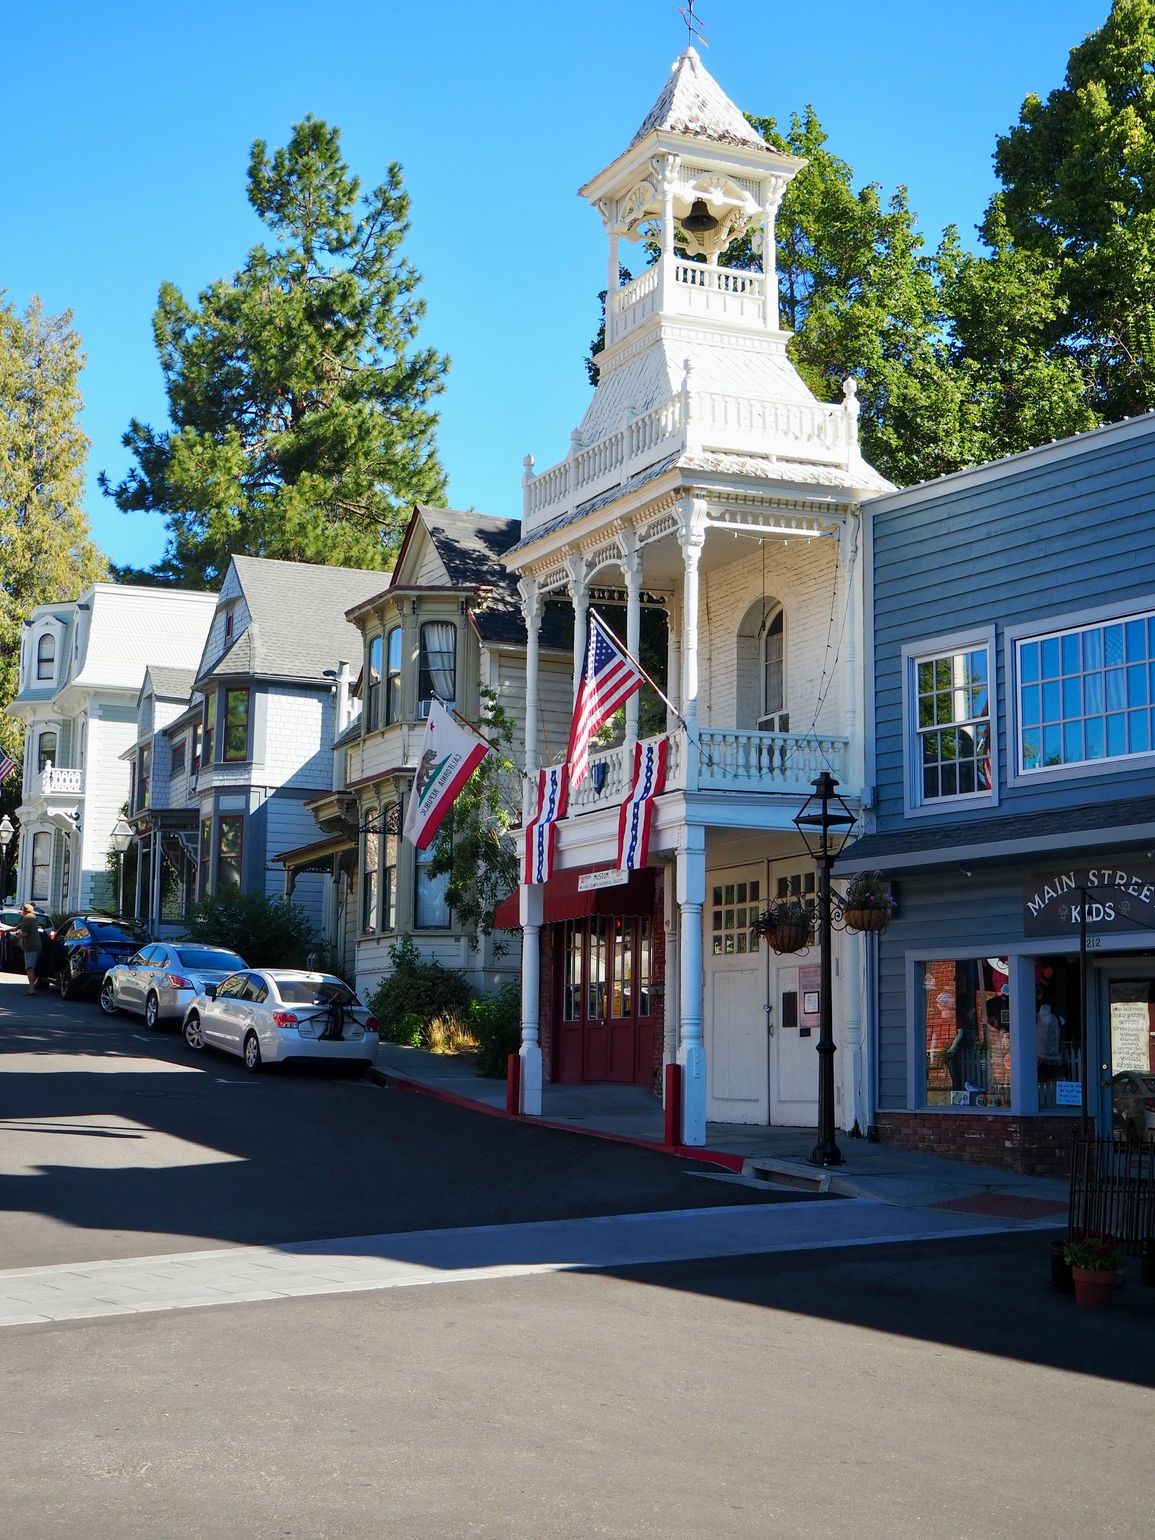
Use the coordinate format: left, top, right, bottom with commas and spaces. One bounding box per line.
923, 958, 1011, 1107
1034, 955, 1084, 1109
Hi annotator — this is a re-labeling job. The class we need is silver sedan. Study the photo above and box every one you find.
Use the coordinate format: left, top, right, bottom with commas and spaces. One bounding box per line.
100, 943, 248, 1029
182, 970, 379, 1073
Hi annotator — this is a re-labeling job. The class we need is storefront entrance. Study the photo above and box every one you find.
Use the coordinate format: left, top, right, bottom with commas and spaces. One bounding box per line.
1096, 966, 1155, 1139
555, 916, 655, 1085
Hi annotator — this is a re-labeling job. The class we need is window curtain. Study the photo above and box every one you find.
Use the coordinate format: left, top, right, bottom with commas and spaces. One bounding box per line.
421, 623, 457, 703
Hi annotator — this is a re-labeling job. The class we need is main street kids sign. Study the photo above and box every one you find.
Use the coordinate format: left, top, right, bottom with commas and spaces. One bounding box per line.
1022, 862, 1155, 937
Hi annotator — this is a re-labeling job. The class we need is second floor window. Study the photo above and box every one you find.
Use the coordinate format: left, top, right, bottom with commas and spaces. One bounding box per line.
191, 722, 202, 773
216, 815, 243, 892
366, 635, 383, 732
1017, 612, 1155, 774
171, 738, 186, 777
37, 731, 57, 774
761, 608, 786, 730
223, 689, 249, 762
36, 633, 56, 681
913, 645, 992, 803
419, 623, 456, 711
386, 627, 402, 724
139, 745, 151, 809
203, 698, 215, 766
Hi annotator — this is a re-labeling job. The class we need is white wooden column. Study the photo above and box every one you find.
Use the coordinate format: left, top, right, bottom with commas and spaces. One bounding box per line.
666, 603, 682, 730
677, 830, 707, 1144
567, 555, 589, 705
678, 497, 706, 792
622, 531, 641, 750
519, 577, 541, 810
842, 928, 867, 1136
656, 154, 679, 313
760, 176, 786, 330
519, 881, 544, 1115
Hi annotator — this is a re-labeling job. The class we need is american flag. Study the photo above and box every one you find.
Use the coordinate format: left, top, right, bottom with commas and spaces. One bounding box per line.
0, 749, 16, 785
566, 613, 644, 785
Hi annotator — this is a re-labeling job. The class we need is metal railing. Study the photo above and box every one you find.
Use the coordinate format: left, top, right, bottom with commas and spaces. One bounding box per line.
1068, 1135, 1155, 1257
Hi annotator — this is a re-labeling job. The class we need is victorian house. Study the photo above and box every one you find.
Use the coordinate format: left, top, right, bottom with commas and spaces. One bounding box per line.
6, 583, 216, 915
292, 504, 572, 998
504, 49, 890, 1143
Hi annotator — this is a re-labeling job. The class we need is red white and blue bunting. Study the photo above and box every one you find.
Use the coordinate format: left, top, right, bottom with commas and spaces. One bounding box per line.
616, 737, 668, 872
524, 763, 569, 885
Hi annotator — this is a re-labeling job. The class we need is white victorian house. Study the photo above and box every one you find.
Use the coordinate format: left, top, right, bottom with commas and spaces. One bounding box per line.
505, 49, 891, 1143
6, 583, 217, 914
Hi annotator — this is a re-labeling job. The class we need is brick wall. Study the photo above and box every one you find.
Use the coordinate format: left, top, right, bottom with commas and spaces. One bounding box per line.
875, 1111, 1083, 1175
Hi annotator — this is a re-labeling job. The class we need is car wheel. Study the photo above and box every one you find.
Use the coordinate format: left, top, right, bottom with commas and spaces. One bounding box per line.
145, 993, 161, 1031
184, 1013, 205, 1052
99, 980, 120, 1016
243, 1032, 263, 1073
58, 967, 73, 1002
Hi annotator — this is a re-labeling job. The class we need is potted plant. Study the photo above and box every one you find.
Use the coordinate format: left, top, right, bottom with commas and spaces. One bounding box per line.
1063, 1233, 1122, 1308
841, 870, 895, 933
751, 896, 814, 954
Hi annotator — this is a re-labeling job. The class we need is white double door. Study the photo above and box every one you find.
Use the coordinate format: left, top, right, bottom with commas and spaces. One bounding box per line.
703, 860, 821, 1128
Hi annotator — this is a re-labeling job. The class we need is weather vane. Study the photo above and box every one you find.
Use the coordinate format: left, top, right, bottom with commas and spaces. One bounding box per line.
678, 0, 708, 48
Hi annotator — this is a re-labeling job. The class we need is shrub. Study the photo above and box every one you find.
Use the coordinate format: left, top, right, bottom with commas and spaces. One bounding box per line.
367, 936, 474, 1045
469, 982, 522, 1078
182, 890, 316, 968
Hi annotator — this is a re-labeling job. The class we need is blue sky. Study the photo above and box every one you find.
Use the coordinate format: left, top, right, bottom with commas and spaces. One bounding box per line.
2, 0, 1108, 572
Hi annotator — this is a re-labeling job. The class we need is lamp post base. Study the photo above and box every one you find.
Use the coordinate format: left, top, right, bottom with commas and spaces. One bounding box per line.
807, 1137, 844, 1168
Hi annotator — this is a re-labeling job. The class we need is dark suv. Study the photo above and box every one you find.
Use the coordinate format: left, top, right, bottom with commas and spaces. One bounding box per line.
0, 907, 55, 975
46, 916, 151, 1000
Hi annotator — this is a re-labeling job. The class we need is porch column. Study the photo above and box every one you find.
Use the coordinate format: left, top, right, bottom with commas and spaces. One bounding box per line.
760, 175, 786, 330
677, 828, 707, 1145
132, 834, 144, 921
567, 555, 589, 706
519, 881, 544, 1115
843, 928, 867, 1136
519, 576, 542, 822
663, 864, 679, 1076
678, 497, 706, 792
622, 531, 642, 750
840, 513, 862, 791
151, 830, 163, 931
656, 153, 679, 313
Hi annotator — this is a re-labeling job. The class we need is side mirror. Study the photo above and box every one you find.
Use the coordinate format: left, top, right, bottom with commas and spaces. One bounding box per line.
204, 984, 218, 1000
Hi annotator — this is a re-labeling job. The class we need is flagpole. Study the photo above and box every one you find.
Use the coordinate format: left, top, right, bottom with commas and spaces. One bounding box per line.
432, 694, 527, 776
587, 609, 688, 731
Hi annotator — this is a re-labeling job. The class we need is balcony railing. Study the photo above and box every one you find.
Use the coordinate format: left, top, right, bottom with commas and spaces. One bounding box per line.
567, 728, 851, 815
38, 762, 83, 796
606, 260, 769, 346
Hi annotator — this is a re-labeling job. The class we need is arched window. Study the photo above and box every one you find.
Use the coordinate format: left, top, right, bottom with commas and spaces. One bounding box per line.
762, 608, 786, 728
736, 598, 786, 731
36, 633, 56, 681
37, 731, 57, 774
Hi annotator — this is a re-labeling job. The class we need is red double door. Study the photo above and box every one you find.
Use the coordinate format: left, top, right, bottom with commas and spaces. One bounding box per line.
555, 915, 655, 1085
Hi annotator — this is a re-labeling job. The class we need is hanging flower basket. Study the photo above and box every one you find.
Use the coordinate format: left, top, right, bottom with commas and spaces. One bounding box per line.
751, 901, 814, 955
767, 920, 813, 954
841, 871, 895, 934
844, 906, 890, 934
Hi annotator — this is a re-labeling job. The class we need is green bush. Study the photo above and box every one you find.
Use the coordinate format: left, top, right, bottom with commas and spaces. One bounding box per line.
367, 936, 474, 1045
182, 890, 316, 968
469, 982, 521, 1078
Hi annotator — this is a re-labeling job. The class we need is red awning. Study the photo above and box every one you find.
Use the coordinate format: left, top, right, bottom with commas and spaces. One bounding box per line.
494, 866, 656, 929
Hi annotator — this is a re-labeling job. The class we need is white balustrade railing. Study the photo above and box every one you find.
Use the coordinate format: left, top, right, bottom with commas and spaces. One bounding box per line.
564, 728, 851, 816
38, 763, 83, 796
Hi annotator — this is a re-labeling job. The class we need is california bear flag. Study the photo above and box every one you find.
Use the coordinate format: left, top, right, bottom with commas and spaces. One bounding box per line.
402, 701, 490, 850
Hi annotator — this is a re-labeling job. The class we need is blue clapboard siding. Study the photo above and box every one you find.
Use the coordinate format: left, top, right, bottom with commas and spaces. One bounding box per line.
871, 420, 1155, 828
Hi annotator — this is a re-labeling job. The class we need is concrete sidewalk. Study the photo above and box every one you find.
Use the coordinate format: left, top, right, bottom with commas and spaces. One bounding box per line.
373, 1043, 1072, 1218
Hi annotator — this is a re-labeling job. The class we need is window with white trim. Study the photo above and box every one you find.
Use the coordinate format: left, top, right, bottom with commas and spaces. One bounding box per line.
1017, 612, 1155, 773
36, 633, 56, 681
912, 646, 992, 803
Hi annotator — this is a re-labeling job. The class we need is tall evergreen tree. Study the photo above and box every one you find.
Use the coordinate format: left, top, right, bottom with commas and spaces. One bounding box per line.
991, 0, 1155, 418
0, 296, 107, 800
104, 117, 448, 585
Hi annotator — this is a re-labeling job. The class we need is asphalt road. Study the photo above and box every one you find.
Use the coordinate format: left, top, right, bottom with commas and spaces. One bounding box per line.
4, 974, 1154, 1539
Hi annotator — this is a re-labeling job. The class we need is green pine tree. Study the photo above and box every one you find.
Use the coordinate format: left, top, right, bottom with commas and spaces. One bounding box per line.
0, 296, 107, 804
103, 117, 449, 585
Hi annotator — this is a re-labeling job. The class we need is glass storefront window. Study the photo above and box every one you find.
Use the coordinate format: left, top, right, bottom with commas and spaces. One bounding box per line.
1035, 954, 1084, 1109
922, 958, 1012, 1108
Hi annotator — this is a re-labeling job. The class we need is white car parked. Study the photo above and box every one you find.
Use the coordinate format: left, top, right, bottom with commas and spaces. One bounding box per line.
182, 969, 380, 1073
100, 943, 248, 1028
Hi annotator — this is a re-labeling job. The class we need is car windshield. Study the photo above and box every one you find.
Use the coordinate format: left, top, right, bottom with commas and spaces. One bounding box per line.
89, 921, 149, 942
275, 979, 358, 1007
174, 948, 246, 972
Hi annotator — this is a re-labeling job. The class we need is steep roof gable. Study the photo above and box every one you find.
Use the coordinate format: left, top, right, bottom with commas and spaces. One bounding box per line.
630, 47, 772, 153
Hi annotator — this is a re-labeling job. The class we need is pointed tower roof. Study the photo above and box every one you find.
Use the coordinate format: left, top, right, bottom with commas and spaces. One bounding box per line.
629, 47, 772, 154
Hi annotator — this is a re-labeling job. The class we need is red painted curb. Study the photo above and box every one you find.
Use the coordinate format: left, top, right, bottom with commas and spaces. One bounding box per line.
381, 1071, 746, 1172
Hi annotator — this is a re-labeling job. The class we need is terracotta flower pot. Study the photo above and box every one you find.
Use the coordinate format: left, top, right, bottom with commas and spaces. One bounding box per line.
1071, 1265, 1115, 1308
845, 906, 890, 933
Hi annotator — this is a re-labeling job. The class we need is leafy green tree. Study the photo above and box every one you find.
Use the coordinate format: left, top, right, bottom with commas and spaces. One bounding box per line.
0, 295, 107, 804
992, 0, 1155, 418
425, 691, 520, 947
104, 117, 448, 585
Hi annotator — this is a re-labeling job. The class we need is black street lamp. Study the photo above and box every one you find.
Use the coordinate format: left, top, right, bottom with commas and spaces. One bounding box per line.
109, 816, 133, 918
0, 815, 15, 903
793, 772, 858, 1168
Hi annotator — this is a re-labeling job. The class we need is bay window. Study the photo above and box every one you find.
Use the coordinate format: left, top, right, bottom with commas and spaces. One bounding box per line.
366, 635, 383, 732
223, 689, 249, 762
216, 815, 243, 892
31, 831, 52, 904
386, 627, 402, 724
419, 623, 456, 712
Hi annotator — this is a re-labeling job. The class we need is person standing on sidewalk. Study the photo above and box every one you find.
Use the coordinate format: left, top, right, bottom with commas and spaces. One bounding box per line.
17, 904, 41, 995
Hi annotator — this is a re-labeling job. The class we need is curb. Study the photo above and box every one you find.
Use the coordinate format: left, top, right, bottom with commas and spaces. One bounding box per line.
369, 1065, 746, 1172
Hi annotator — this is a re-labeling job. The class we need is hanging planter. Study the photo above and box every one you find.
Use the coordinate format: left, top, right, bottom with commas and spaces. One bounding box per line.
841, 871, 895, 934
751, 900, 814, 955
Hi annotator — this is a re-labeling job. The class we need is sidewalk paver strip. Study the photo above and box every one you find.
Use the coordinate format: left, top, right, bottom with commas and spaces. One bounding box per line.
929, 1193, 1069, 1218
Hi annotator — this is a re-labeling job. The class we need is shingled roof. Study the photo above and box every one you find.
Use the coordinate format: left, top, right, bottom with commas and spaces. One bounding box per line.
630, 47, 773, 154
199, 556, 388, 685
144, 666, 196, 702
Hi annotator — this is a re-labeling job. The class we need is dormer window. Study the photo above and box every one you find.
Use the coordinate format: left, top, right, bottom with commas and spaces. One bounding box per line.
36, 634, 56, 682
